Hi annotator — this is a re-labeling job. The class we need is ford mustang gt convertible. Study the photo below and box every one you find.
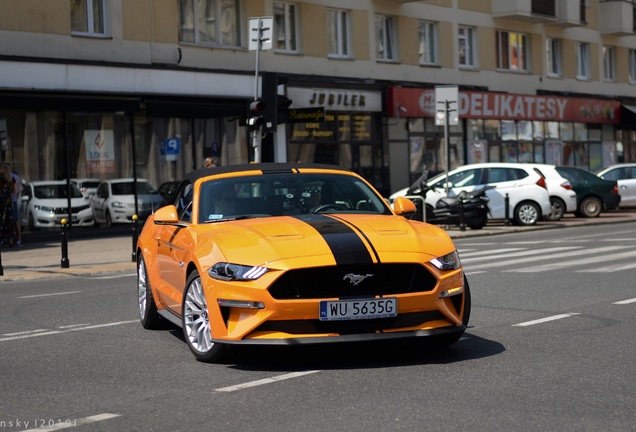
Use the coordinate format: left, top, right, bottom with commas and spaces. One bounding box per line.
136, 163, 470, 363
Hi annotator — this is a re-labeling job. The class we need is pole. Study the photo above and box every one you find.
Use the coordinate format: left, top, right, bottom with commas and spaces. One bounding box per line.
252, 18, 262, 163
131, 214, 138, 262
60, 218, 70, 268
444, 100, 450, 197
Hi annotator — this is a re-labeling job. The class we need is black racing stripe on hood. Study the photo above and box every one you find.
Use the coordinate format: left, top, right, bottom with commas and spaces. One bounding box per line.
293, 214, 373, 265
329, 215, 381, 264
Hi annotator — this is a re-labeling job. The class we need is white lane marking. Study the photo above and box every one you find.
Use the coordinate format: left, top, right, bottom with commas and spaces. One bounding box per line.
613, 298, 636, 305
18, 291, 82, 299
24, 413, 121, 431
509, 249, 636, 273
465, 271, 487, 275
216, 370, 321, 392
93, 273, 136, 279
460, 246, 580, 263
578, 261, 636, 273
2, 329, 49, 336
0, 320, 138, 342
58, 324, 91, 329
513, 313, 580, 327
458, 248, 526, 258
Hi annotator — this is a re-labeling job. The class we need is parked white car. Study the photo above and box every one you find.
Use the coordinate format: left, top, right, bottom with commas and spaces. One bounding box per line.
523, 164, 578, 221
19, 180, 94, 231
390, 163, 552, 226
596, 163, 636, 208
70, 178, 100, 199
91, 178, 163, 227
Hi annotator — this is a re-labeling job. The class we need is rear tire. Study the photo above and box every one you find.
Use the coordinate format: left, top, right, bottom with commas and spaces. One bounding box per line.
138, 256, 163, 329
513, 201, 540, 226
545, 197, 565, 221
577, 196, 602, 218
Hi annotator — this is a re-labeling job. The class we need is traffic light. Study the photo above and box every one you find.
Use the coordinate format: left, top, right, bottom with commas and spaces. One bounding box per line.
276, 94, 293, 125
247, 99, 266, 132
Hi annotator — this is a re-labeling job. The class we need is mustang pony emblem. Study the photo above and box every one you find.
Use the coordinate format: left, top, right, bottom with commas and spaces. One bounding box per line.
343, 273, 373, 286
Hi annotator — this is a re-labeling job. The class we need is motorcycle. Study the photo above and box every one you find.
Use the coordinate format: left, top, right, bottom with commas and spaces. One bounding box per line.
403, 171, 494, 230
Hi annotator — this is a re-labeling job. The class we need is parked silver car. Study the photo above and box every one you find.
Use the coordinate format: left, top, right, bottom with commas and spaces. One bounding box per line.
90, 178, 163, 227
597, 163, 636, 208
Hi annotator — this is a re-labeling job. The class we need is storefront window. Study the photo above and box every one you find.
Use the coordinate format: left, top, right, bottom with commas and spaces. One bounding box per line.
517, 121, 532, 141
484, 120, 500, 140
533, 121, 545, 141
501, 120, 517, 141
560, 123, 574, 141
574, 122, 587, 141
467, 119, 484, 141
546, 122, 559, 139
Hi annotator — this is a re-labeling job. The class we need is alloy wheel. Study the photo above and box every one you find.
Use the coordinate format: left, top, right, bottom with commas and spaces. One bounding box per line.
183, 277, 213, 353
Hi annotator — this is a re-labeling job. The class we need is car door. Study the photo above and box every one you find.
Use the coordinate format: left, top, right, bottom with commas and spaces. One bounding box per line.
154, 183, 194, 314
483, 167, 526, 218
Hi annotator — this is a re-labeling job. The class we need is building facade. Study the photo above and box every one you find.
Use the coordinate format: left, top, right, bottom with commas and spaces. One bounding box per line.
1, 0, 636, 201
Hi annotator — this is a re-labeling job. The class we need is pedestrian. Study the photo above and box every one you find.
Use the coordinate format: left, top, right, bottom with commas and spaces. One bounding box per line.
204, 157, 218, 168
0, 163, 16, 247
10, 164, 22, 246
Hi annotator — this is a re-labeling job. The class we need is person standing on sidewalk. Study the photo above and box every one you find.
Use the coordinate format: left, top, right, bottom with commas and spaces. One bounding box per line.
0, 163, 16, 247
9, 164, 22, 246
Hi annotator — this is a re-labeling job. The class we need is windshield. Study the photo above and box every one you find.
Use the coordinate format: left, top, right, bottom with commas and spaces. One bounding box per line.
34, 184, 83, 199
112, 181, 157, 195
198, 173, 392, 223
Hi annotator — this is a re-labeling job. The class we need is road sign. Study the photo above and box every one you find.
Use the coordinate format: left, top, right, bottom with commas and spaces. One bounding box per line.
248, 17, 273, 51
435, 85, 459, 126
161, 137, 180, 161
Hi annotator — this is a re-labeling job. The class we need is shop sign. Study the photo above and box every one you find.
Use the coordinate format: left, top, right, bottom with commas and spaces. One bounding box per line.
387, 87, 620, 123
85, 130, 115, 174
291, 113, 376, 141
287, 87, 382, 112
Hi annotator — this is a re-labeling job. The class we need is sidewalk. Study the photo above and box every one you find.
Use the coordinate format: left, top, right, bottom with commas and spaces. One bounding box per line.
1, 209, 635, 281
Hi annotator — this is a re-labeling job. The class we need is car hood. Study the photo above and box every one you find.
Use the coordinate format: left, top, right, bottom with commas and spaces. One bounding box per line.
31, 197, 90, 208
110, 194, 163, 204
195, 214, 453, 267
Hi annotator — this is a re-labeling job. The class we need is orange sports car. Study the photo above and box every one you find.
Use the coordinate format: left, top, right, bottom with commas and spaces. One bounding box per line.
136, 163, 470, 363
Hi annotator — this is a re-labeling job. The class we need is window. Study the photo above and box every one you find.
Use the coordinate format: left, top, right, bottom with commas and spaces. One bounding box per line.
71, 0, 108, 35
546, 37, 562, 77
458, 26, 477, 68
418, 21, 438, 65
576, 42, 590, 80
327, 9, 350, 58
496, 31, 528, 72
179, 0, 241, 47
375, 15, 396, 61
603, 46, 616, 81
274, 2, 298, 52
630, 49, 636, 83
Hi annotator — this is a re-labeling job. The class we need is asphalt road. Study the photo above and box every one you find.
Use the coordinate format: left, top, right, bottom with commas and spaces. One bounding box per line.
1, 222, 635, 431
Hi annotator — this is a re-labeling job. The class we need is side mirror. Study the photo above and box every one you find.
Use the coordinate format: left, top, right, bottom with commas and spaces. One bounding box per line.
393, 196, 417, 216
153, 205, 179, 224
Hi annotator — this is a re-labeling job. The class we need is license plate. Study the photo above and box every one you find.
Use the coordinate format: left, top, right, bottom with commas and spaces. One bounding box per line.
319, 298, 397, 321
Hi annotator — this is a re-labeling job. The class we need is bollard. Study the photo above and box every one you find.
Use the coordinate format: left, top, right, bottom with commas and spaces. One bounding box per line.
459, 198, 466, 231
60, 218, 70, 268
504, 193, 511, 226
0, 239, 4, 276
131, 214, 138, 262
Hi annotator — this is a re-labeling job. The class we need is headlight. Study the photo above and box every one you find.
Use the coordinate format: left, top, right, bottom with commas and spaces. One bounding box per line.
430, 250, 461, 270
34, 205, 54, 212
111, 202, 126, 208
208, 262, 269, 281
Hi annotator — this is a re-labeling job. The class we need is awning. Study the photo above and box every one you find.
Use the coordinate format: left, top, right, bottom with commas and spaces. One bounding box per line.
622, 105, 636, 115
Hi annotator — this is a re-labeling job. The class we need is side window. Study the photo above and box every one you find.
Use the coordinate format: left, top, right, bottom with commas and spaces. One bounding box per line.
449, 169, 482, 187
175, 182, 194, 223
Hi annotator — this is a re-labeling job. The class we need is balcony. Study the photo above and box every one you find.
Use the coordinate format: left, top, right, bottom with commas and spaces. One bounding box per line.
492, 0, 557, 22
598, 0, 634, 35
547, 0, 586, 27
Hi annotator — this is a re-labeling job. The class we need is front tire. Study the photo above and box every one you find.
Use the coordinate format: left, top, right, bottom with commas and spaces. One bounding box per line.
138, 256, 163, 329
577, 196, 602, 218
513, 201, 541, 226
432, 275, 471, 347
182, 270, 230, 363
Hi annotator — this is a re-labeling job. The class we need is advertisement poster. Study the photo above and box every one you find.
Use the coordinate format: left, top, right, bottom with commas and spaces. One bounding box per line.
85, 130, 115, 174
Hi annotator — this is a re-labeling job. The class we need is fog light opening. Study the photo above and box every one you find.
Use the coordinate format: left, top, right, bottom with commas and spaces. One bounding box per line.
439, 286, 464, 298
217, 299, 265, 309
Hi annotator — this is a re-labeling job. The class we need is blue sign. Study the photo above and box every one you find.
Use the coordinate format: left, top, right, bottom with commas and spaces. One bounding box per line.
161, 138, 181, 161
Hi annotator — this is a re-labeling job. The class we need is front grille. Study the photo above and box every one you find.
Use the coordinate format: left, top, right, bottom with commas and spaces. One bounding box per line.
51, 205, 89, 215
254, 311, 445, 335
268, 263, 437, 300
